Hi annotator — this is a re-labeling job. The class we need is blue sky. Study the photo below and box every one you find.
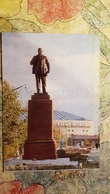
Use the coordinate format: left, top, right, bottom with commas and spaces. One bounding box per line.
2, 33, 100, 134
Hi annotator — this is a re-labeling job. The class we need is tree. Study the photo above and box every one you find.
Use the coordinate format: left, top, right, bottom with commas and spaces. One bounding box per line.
3, 80, 27, 158
53, 127, 67, 148
84, 139, 92, 147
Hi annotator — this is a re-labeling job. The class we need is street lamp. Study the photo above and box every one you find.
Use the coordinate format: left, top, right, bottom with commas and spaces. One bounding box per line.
12, 84, 27, 158
64, 121, 69, 146
59, 122, 62, 148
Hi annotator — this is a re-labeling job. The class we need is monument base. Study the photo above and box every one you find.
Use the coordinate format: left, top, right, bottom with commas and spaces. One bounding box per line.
23, 139, 57, 160
57, 148, 66, 158
23, 93, 57, 160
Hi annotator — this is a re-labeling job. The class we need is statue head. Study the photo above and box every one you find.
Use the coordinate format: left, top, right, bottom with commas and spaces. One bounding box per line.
38, 48, 43, 55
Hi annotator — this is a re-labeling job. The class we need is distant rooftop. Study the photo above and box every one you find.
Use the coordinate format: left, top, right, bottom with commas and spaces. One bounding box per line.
54, 110, 87, 121
20, 110, 88, 121
20, 112, 28, 121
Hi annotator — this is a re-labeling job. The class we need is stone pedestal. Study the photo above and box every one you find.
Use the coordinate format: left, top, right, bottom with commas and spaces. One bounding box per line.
23, 93, 57, 160
57, 149, 66, 158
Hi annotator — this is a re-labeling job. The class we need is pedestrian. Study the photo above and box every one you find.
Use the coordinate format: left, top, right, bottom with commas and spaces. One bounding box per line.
95, 142, 98, 149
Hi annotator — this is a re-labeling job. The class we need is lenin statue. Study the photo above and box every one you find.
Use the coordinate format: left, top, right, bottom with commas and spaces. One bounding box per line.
30, 48, 50, 93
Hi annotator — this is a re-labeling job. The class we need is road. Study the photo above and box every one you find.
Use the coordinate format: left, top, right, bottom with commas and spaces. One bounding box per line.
87, 148, 99, 163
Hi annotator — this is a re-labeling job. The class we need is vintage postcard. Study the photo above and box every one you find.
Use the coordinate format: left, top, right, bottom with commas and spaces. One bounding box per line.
2, 32, 100, 170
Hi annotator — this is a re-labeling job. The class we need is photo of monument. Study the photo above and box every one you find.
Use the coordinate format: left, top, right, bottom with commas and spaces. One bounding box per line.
2, 32, 100, 169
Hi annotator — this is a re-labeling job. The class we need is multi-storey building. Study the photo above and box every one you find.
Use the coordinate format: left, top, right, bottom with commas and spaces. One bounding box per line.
54, 110, 94, 138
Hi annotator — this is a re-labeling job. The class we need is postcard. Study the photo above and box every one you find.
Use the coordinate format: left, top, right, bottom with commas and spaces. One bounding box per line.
2, 32, 100, 170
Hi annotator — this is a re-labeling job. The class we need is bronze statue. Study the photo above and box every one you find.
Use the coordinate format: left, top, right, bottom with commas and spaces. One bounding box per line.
30, 48, 50, 93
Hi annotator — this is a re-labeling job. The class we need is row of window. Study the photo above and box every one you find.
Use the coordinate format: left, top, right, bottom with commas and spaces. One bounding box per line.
56, 122, 92, 128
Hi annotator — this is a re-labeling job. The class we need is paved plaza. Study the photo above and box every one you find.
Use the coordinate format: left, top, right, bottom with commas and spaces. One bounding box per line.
87, 148, 99, 163
4, 148, 99, 169
4, 157, 78, 167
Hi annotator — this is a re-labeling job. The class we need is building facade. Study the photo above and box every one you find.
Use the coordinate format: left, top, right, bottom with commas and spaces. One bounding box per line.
68, 134, 99, 147
54, 110, 94, 138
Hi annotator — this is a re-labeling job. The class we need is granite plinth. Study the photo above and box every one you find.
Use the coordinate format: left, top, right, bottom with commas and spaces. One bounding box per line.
23, 93, 57, 160
23, 140, 57, 160
57, 149, 66, 158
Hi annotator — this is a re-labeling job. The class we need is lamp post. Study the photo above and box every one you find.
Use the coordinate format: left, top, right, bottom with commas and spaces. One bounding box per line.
12, 84, 27, 158
60, 123, 61, 142
59, 122, 62, 148
65, 121, 69, 146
